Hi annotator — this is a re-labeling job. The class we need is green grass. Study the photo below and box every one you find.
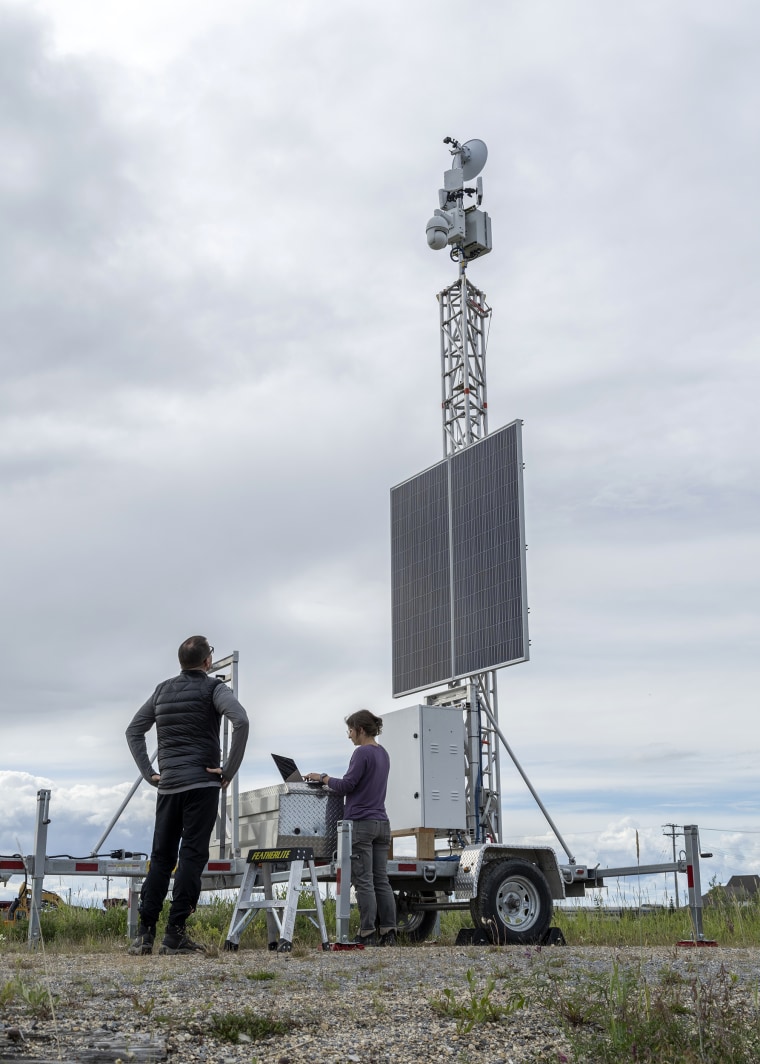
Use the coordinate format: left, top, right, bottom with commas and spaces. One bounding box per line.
5, 882, 760, 951
533, 958, 760, 1063
1, 901, 134, 950
430, 967, 525, 1033
0, 975, 58, 1018
1, 889, 356, 952
208, 1008, 290, 1043
550, 882, 760, 948
427, 944, 760, 1063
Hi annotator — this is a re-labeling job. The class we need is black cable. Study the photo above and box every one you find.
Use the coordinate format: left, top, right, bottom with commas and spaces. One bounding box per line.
45, 851, 148, 860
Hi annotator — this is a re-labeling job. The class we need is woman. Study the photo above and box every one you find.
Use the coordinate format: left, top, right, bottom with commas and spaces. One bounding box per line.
306, 709, 397, 946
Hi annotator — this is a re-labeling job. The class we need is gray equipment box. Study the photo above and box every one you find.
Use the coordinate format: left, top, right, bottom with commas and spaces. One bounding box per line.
381, 703, 467, 831
220, 782, 343, 860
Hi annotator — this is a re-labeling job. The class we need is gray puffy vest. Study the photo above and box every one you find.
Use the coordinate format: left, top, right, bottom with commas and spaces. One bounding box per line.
153, 671, 223, 792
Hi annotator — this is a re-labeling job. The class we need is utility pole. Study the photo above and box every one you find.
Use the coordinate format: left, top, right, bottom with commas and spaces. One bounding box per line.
663, 823, 682, 908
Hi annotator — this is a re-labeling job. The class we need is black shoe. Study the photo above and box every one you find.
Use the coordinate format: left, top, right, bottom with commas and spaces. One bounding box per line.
158, 929, 206, 955
353, 931, 378, 947
128, 925, 155, 956
379, 930, 397, 947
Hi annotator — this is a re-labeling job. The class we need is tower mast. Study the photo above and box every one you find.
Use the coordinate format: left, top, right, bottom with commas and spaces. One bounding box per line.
426, 138, 502, 842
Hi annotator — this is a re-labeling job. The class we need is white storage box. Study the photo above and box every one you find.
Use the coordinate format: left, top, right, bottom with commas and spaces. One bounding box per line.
381, 704, 466, 831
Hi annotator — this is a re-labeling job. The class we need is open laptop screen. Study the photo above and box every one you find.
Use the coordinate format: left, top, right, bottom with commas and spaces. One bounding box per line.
271, 754, 303, 783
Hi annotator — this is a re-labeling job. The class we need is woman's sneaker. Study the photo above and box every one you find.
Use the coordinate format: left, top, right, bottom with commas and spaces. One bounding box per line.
128, 925, 155, 956
353, 931, 378, 947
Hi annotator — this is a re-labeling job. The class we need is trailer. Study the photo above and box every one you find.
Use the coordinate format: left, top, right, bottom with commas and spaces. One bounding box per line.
2, 781, 711, 951
216, 769, 712, 950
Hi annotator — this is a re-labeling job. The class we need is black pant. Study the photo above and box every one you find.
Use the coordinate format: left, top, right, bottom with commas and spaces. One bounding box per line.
138, 786, 220, 929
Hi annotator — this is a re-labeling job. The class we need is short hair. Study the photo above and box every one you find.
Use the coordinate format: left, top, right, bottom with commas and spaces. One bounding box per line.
345, 709, 383, 737
178, 635, 212, 670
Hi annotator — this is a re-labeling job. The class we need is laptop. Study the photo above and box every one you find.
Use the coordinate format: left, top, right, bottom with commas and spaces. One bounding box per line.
271, 753, 304, 783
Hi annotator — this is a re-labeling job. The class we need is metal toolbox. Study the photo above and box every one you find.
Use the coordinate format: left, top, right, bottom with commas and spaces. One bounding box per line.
221, 783, 342, 860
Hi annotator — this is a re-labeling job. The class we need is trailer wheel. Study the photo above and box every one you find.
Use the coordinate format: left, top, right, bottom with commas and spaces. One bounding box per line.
394, 890, 438, 943
470, 858, 553, 945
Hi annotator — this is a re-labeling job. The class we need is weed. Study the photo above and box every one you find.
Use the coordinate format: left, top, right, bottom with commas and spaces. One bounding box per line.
659, 965, 687, 987
209, 1008, 291, 1043
431, 967, 525, 1034
0, 979, 17, 1007
245, 969, 277, 982
129, 993, 156, 1017
540, 958, 760, 1064
70, 975, 96, 996
315, 973, 342, 992
0, 976, 58, 1019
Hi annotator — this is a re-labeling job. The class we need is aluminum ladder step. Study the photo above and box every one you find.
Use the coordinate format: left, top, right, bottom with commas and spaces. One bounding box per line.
224, 846, 329, 953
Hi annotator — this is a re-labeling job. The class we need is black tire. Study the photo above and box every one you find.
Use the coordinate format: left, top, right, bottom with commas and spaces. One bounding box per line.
394, 890, 439, 943
470, 858, 553, 945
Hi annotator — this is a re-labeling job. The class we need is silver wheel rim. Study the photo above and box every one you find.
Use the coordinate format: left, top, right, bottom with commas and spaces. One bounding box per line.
494, 875, 542, 930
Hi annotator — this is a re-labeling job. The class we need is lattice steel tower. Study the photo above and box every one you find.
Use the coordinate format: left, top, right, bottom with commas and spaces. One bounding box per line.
425, 138, 504, 844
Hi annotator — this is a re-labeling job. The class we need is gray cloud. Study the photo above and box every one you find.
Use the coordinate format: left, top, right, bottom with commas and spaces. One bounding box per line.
1, 1, 758, 905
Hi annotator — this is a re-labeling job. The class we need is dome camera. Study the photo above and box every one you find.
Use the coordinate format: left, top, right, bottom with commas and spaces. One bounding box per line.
426, 209, 452, 251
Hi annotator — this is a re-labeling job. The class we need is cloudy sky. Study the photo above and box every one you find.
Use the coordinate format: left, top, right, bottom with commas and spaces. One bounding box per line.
2, 0, 758, 908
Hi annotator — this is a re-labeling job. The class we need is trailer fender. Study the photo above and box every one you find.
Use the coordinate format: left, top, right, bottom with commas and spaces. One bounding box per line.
454, 843, 566, 902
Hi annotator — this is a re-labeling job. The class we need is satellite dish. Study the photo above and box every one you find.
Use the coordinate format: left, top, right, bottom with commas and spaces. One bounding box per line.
458, 139, 488, 181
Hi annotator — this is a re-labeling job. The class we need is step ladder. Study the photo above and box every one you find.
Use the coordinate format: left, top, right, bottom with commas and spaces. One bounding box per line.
224, 846, 329, 953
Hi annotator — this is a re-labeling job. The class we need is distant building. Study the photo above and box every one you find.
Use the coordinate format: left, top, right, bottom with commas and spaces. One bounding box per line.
702, 875, 760, 907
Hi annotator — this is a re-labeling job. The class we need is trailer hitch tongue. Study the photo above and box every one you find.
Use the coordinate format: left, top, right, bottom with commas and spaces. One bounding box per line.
422, 865, 437, 883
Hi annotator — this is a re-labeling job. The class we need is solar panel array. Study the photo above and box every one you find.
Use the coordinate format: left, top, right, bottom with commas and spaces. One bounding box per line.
391, 421, 528, 697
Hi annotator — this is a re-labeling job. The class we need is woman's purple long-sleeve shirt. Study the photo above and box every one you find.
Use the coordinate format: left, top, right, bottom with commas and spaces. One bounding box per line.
326, 744, 390, 820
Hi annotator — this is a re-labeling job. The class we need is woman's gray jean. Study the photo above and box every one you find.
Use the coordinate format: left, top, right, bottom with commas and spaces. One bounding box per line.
348, 819, 397, 935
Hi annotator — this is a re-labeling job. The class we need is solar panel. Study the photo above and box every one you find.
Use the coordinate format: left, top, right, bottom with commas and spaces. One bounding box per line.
390, 460, 451, 696
451, 425, 528, 675
391, 422, 528, 697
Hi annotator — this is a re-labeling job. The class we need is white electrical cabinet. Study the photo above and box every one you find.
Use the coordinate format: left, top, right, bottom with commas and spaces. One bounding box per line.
381, 704, 466, 831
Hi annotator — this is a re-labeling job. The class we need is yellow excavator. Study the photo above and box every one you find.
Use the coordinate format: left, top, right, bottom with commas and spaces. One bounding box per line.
0, 878, 65, 922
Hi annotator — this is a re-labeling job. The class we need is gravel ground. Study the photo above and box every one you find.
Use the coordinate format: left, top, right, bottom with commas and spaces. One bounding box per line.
2, 942, 760, 1063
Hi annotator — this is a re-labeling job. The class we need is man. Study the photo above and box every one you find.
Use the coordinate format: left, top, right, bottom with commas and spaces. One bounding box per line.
126, 635, 249, 956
